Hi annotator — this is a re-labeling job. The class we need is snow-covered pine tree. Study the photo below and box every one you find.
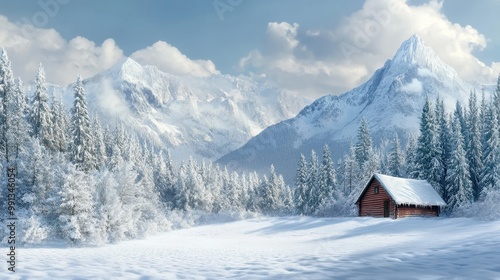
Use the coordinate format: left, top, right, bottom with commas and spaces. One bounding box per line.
493, 75, 500, 125
405, 134, 419, 179
306, 150, 320, 214
94, 169, 126, 243
446, 116, 473, 210
163, 149, 177, 204
257, 165, 283, 214
0, 48, 15, 161
293, 154, 308, 215
454, 101, 469, 152
228, 171, 243, 211
92, 115, 106, 169
185, 157, 207, 211
318, 144, 337, 208
360, 150, 381, 187
102, 125, 114, 161
342, 144, 357, 195
239, 172, 250, 211
415, 98, 442, 191
23, 139, 56, 216
218, 167, 232, 211
246, 171, 260, 212
174, 161, 189, 211
58, 163, 95, 244
30, 63, 53, 150
479, 104, 500, 196
280, 177, 294, 214
209, 165, 223, 213
378, 138, 391, 176
50, 91, 68, 153
113, 123, 128, 160
153, 150, 176, 207
434, 97, 451, 200
466, 91, 483, 201
479, 91, 490, 195
114, 161, 141, 237
6, 78, 30, 161
388, 132, 405, 177
69, 76, 95, 171
133, 148, 162, 232
355, 117, 372, 167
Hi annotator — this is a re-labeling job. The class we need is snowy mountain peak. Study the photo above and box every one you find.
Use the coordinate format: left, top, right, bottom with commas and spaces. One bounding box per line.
102, 57, 147, 83
390, 35, 457, 78
393, 34, 432, 63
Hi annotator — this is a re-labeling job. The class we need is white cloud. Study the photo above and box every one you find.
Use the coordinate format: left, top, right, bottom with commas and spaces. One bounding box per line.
131, 41, 219, 77
0, 16, 219, 86
239, 0, 499, 98
400, 78, 423, 94
0, 15, 124, 85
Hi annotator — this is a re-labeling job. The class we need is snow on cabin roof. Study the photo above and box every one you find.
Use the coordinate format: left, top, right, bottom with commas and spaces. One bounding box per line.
359, 174, 447, 206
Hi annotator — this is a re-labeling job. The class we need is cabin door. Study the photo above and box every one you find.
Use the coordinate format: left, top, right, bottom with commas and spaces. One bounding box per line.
383, 201, 390, 217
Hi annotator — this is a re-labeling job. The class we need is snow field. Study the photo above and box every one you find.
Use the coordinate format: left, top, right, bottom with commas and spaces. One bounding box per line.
6, 216, 500, 279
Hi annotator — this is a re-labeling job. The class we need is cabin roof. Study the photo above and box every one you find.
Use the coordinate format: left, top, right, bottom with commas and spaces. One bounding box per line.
356, 174, 447, 206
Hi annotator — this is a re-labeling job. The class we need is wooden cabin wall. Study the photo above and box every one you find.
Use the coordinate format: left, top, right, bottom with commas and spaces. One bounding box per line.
358, 180, 396, 218
396, 205, 440, 218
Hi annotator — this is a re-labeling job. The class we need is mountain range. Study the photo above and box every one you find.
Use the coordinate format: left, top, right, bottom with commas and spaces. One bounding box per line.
217, 35, 483, 183
57, 58, 309, 162
50, 35, 493, 184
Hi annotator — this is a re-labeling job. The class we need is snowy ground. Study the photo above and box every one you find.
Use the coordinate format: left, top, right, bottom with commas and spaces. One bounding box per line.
6, 216, 500, 279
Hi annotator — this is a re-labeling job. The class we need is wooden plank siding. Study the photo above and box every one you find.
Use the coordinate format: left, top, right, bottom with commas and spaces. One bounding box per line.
357, 177, 441, 219
358, 180, 396, 218
397, 205, 440, 218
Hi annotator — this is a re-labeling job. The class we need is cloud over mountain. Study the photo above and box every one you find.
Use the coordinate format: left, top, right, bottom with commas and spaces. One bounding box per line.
0, 15, 219, 84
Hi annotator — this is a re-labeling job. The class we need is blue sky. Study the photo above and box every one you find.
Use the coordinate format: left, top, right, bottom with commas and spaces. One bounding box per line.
0, 0, 498, 97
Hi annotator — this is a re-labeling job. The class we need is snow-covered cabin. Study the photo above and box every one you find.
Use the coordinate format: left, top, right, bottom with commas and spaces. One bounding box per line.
356, 174, 446, 219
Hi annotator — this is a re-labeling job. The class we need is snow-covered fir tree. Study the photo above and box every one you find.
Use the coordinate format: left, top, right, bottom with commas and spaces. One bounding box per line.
317, 144, 337, 207
258, 165, 285, 214
479, 104, 500, 196
94, 169, 126, 243
58, 164, 95, 244
466, 91, 483, 201
293, 154, 308, 215
306, 150, 320, 214
355, 117, 372, 167
30, 64, 53, 150
92, 115, 107, 169
446, 116, 473, 209
6, 78, 30, 162
342, 144, 357, 195
415, 97, 442, 192
405, 135, 418, 179
388, 132, 405, 177
0, 48, 16, 162
69, 76, 95, 171
50, 91, 68, 153
435, 96, 451, 200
